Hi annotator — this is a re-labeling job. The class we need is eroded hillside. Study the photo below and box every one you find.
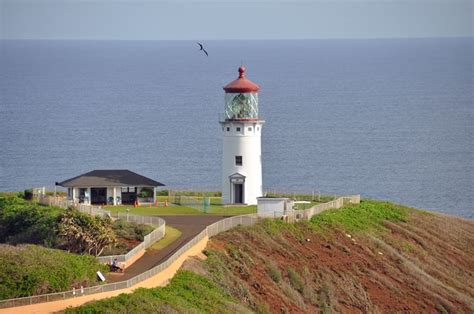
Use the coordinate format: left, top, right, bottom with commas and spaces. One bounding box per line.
196, 201, 474, 313
68, 201, 474, 313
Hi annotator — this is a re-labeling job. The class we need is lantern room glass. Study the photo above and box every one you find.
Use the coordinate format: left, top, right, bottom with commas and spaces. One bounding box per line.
224, 93, 259, 120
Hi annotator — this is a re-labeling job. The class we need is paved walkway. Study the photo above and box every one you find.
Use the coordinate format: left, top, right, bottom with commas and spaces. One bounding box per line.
106, 215, 228, 283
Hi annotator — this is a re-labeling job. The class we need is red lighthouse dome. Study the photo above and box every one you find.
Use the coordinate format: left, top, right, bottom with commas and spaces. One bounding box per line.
223, 66, 260, 93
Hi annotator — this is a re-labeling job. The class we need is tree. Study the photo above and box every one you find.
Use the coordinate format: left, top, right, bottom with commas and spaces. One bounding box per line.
57, 208, 116, 256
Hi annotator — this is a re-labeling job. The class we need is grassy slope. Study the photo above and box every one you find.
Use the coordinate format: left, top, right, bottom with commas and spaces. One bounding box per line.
0, 244, 108, 299
65, 270, 248, 313
68, 200, 474, 313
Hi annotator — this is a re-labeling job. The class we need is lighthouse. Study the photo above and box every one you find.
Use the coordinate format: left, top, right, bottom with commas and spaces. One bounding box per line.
220, 67, 263, 205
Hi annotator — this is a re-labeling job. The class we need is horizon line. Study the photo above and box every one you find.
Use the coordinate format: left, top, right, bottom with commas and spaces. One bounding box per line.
1, 36, 473, 42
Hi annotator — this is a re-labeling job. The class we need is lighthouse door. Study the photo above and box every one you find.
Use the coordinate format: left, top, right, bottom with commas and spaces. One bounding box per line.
234, 184, 243, 204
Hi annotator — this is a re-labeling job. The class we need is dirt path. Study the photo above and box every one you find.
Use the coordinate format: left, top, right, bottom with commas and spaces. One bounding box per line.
106, 215, 228, 283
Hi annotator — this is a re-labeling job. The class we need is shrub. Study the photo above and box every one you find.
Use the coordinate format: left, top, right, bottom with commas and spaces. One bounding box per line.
288, 267, 305, 293
23, 189, 33, 200
267, 261, 282, 283
112, 220, 153, 242
137, 187, 154, 198
0, 194, 61, 246
0, 244, 107, 299
57, 208, 116, 256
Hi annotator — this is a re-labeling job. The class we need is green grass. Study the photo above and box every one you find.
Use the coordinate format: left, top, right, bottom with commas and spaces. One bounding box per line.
104, 204, 256, 216
0, 244, 107, 299
66, 270, 242, 313
310, 199, 410, 232
147, 226, 182, 252
0, 194, 64, 246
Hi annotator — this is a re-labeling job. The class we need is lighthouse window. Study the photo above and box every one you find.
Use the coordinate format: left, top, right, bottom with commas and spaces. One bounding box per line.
226, 127, 230, 132
235, 156, 242, 166
248, 127, 252, 131
236, 127, 241, 132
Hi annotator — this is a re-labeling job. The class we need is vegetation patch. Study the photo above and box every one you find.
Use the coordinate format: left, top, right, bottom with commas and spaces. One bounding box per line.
310, 199, 410, 232
266, 261, 282, 283
66, 270, 244, 313
0, 193, 63, 247
1, 194, 153, 257
0, 244, 107, 299
287, 267, 305, 293
57, 209, 116, 256
113, 219, 153, 242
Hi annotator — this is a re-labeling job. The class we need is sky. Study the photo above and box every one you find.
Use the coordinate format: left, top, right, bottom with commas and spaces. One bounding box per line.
0, 0, 472, 40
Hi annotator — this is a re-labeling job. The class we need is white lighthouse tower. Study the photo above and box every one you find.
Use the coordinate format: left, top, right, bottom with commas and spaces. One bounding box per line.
220, 67, 263, 205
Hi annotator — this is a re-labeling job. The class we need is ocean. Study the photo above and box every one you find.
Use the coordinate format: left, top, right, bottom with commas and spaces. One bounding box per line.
0, 38, 472, 218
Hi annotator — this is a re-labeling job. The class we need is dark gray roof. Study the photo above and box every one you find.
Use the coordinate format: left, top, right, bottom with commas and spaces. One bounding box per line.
58, 170, 165, 187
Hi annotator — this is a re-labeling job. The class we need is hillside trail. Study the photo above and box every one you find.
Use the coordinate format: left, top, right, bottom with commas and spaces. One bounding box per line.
106, 215, 227, 283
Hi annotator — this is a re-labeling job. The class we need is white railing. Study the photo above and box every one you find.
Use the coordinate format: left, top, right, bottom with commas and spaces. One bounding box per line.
0, 196, 359, 309
291, 195, 360, 221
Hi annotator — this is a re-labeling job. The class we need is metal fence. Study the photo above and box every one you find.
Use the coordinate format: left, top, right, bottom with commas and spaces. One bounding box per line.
173, 195, 211, 212
0, 197, 358, 309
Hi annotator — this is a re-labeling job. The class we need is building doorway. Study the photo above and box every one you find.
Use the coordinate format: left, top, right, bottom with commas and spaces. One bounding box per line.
90, 188, 107, 205
234, 183, 243, 204
121, 187, 137, 204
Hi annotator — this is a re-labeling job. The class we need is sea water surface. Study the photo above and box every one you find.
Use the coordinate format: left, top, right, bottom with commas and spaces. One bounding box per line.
0, 39, 472, 218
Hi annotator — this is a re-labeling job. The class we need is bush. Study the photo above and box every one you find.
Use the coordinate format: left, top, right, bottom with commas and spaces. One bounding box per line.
0, 244, 107, 299
57, 208, 116, 256
267, 261, 282, 283
288, 267, 305, 293
0, 194, 61, 246
137, 187, 154, 198
112, 220, 154, 242
23, 189, 33, 200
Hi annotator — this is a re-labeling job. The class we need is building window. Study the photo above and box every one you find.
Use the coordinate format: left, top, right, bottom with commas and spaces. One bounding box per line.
235, 156, 242, 166
122, 187, 135, 193
236, 127, 241, 132
257, 127, 259, 131
248, 127, 252, 131
227, 127, 230, 131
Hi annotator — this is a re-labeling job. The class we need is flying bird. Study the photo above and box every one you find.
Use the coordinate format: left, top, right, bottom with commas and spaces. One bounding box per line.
197, 42, 208, 56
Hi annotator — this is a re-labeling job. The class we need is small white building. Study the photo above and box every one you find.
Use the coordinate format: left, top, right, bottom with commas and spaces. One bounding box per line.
220, 67, 264, 205
57, 170, 164, 205
257, 197, 295, 218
